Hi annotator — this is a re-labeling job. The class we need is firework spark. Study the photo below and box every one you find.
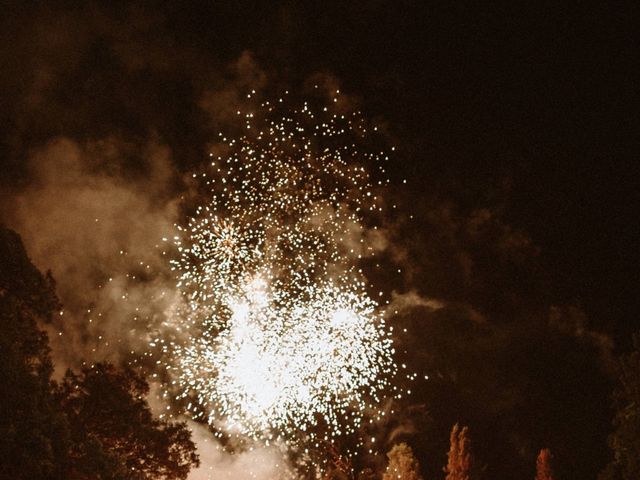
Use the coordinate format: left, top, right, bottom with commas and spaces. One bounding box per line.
163, 91, 397, 453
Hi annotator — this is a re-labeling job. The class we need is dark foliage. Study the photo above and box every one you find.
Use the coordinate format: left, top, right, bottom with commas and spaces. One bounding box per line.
601, 335, 640, 480
0, 227, 67, 479
59, 364, 198, 480
0, 227, 198, 480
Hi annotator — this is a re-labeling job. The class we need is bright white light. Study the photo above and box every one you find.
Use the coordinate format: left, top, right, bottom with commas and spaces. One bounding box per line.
163, 95, 397, 454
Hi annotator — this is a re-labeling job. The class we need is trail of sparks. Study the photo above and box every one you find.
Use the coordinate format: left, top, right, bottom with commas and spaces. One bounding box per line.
162, 91, 397, 454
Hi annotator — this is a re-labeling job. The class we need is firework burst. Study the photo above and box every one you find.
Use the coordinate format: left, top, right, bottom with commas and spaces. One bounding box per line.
163, 90, 397, 458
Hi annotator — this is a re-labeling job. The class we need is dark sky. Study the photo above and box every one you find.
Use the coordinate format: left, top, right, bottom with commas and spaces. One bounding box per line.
2, 1, 636, 340
242, 0, 639, 341
0, 1, 638, 478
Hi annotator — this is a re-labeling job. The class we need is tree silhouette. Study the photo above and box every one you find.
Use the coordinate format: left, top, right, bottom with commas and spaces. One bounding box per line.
383, 443, 423, 480
535, 448, 556, 480
600, 334, 640, 480
444, 424, 474, 480
59, 363, 199, 479
0, 227, 198, 480
0, 227, 68, 479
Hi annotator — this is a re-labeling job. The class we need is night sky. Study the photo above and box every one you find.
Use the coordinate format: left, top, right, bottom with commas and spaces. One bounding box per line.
0, 2, 637, 479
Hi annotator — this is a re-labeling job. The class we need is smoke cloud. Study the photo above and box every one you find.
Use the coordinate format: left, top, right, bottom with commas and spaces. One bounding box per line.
188, 421, 294, 480
1, 129, 305, 480
0, 3, 620, 479
0, 9, 305, 473
3, 137, 182, 367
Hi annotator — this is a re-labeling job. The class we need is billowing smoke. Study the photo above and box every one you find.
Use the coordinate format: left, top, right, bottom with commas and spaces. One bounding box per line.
0, 31, 396, 476
2, 133, 305, 480
187, 421, 295, 480
0, 3, 620, 479
0, 25, 320, 474
4, 137, 179, 363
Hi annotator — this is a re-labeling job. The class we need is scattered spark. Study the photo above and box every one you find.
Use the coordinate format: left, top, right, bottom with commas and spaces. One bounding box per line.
154, 92, 398, 469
